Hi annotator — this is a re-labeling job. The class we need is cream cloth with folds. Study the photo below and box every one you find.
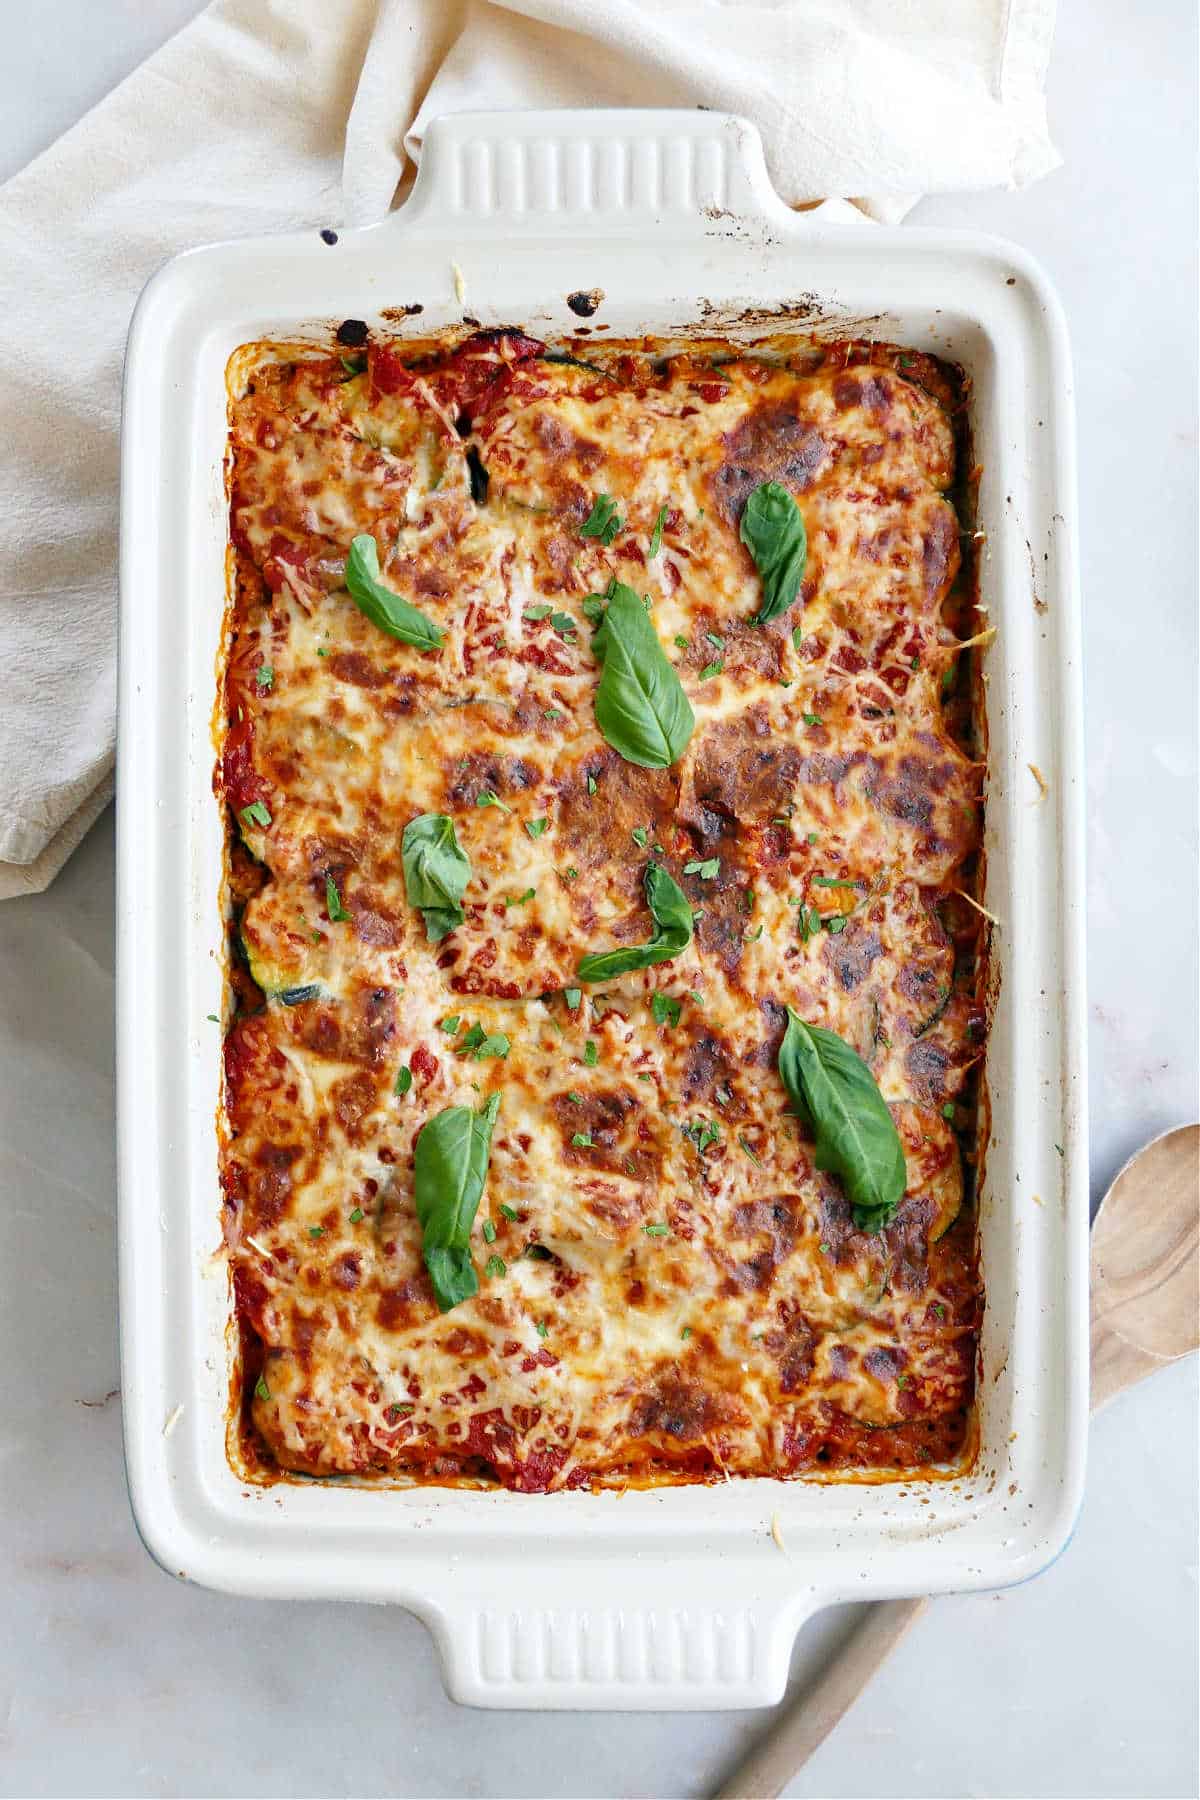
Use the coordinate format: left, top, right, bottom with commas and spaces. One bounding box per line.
0, 0, 1058, 897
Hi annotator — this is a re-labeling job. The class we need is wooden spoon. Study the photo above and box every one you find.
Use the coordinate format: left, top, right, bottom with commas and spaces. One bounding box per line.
716, 1123, 1199, 1800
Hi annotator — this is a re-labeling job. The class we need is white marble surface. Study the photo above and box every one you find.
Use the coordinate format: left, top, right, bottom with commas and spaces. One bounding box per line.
1, 2, 1196, 1795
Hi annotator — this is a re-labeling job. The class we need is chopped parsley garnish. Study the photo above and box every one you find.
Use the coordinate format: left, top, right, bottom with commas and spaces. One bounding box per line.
643, 1222, 670, 1238
807, 831, 819, 845
563, 987, 582, 1010
571, 1132, 594, 1148
586, 774, 598, 795
440, 1016, 461, 1034
812, 876, 861, 889
683, 1118, 720, 1155
581, 595, 604, 623
819, 1241, 831, 1255
649, 505, 668, 557
482, 1219, 497, 1244
680, 1325, 692, 1340
254, 1375, 271, 1401
683, 857, 719, 879
505, 887, 536, 909
652, 992, 682, 1028
499, 1204, 519, 1222
325, 874, 350, 921
308, 1225, 324, 1239
744, 924, 764, 942
476, 789, 512, 813
583, 1039, 599, 1067
796, 905, 823, 943
395, 1065, 412, 1096
525, 817, 548, 839
535, 1320, 549, 1338
580, 493, 622, 545
523, 604, 553, 621
240, 800, 271, 830
206, 1013, 219, 1023
484, 1255, 506, 1279
699, 659, 723, 680
631, 826, 649, 848
455, 1023, 511, 1061
674, 634, 690, 650
543, 708, 564, 721
1054, 1143, 1065, 1158
566, 1091, 584, 1104
349, 1207, 364, 1224
705, 631, 724, 650
934, 1302, 946, 1319
802, 712, 822, 727
822, 915, 848, 935
737, 1134, 762, 1166
255, 665, 274, 690
561, 865, 579, 883
942, 1102, 956, 1121
792, 626, 805, 651
549, 612, 577, 636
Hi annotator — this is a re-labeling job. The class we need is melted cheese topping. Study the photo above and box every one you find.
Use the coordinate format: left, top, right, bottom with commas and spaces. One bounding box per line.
220, 333, 984, 1490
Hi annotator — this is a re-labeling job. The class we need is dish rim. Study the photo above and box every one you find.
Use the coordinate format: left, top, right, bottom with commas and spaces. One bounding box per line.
116, 109, 1088, 1710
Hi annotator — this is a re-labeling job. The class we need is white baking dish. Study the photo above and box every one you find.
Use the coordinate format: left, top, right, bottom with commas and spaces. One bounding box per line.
117, 110, 1087, 1710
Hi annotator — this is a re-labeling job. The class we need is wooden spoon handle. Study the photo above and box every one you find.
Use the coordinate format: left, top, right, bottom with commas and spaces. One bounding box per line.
714, 1598, 928, 1800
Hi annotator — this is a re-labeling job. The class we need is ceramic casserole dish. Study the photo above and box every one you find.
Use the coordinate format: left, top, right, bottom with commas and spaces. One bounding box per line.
117, 110, 1087, 1710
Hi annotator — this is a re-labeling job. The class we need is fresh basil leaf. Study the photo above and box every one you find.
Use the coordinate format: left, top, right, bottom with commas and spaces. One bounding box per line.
777, 1010, 906, 1233
590, 581, 694, 769
413, 1093, 501, 1312
740, 482, 807, 624
580, 494, 622, 545
402, 813, 471, 941
577, 861, 693, 982
345, 534, 443, 651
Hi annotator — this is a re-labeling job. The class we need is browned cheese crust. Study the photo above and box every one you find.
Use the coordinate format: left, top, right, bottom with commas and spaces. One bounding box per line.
219, 332, 985, 1490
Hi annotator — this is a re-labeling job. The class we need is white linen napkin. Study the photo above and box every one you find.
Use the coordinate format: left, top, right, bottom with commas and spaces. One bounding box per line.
0, 0, 1058, 897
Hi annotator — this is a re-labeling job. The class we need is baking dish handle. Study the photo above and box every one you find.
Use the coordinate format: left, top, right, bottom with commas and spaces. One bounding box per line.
420, 1566, 820, 1710
400, 109, 793, 237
